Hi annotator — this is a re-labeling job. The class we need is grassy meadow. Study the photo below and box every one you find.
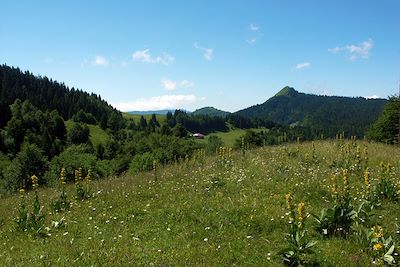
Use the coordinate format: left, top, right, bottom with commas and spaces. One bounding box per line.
65, 120, 110, 147
0, 140, 400, 266
122, 113, 167, 124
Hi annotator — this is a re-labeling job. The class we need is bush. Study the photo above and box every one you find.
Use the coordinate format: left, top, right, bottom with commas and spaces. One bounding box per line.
45, 145, 98, 184
128, 152, 155, 174
3, 144, 49, 191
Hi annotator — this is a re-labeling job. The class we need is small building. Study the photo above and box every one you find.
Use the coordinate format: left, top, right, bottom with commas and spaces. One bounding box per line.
193, 133, 205, 139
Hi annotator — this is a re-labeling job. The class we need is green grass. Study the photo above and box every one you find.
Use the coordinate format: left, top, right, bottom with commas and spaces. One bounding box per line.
65, 120, 110, 147
200, 128, 268, 147
122, 112, 166, 124
1, 140, 400, 266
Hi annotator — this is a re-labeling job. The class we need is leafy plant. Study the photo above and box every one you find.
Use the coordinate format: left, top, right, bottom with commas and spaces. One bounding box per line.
14, 175, 45, 236
313, 171, 356, 237
368, 225, 398, 265
52, 168, 70, 212
374, 163, 398, 201
280, 193, 317, 266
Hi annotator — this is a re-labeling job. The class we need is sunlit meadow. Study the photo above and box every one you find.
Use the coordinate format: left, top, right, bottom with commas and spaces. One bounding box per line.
0, 140, 400, 266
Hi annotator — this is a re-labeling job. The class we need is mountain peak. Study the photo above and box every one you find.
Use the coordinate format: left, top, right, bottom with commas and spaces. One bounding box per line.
274, 86, 298, 97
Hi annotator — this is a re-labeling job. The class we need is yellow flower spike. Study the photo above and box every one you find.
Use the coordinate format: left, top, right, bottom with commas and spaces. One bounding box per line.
342, 169, 349, 196
78, 167, 83, 181
31, 175, 39, 190
363, 147, 368, 162
364, 168, 371, 191
285, 193, 294, 211
297, 202, 305, 229
60, 167, 66, 185
373, 225, 383, 238
74, 169, 79, 184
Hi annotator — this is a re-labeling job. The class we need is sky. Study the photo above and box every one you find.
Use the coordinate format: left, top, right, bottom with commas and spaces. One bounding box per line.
1, 0, 399, 112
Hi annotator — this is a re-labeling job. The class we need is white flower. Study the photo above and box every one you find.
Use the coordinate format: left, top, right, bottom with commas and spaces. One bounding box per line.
203, 238, 208, 242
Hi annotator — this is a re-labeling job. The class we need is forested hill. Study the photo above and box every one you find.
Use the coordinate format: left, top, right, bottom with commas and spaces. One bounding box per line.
192, 106, 230, 117
0, 64, 122, 129
235, 86, 387, 136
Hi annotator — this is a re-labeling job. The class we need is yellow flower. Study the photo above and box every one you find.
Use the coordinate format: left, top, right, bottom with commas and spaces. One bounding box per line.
60, 167, 66, 185
297, 202, 305, 228
342, 169, 349, 196
285, 193, 293, 211
373, 225, 383, 238
364, 168, 370, 191
19, 188, 25, 194
373, 243, 383, 251
31, 175, 39, 190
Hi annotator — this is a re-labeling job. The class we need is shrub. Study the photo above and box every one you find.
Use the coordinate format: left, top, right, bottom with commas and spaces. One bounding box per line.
45, 145, 97, 184
3, 144, 48, 191
128, 152, 155, 174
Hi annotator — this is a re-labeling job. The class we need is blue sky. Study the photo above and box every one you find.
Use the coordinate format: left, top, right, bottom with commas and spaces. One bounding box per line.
1, 0, 399, 112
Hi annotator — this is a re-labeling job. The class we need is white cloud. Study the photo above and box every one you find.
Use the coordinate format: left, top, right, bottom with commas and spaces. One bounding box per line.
93, 56, 109, 66
365, 95, 379, 99
328, 38, 373, 60
295, 62, 311, 70
161, 79, 194, 91
132, 49, 175, 66
113, 94, 202, 111
246, 38, 257, 45
194, 43, 214, 61
249, 23, 259, 32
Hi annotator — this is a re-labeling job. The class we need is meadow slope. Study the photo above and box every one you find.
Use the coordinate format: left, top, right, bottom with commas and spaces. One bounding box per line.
0, 140, 399, 266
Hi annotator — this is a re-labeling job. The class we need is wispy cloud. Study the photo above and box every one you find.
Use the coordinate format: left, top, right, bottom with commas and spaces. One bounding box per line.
295, 62, 311, 70
328, 38, 373, 60
246, 38, 257, 45
92, 56, 109, 66
246, 23, 262, 45
132, 49, 175, 66
249, 23, 259, 32
162, 79, 194, 91
194, 43, 213, 61
113, 94, 203, 111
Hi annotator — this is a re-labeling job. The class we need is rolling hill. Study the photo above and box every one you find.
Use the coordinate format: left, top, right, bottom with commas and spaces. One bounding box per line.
192, 106, 230, 117
235, 86, 387, 136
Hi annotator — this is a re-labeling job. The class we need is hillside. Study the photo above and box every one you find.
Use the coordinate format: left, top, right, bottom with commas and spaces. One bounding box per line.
0, 140, 399, 266
192, 106, 230, 117
235, 86, 387, 136
65, 120, 110, 148
0, 64, 122, 129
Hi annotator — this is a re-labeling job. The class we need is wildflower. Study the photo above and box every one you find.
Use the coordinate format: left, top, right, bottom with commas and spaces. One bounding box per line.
297, 202, 305, 229
364, 147, 368, 162
364, 168, 371, 191
285, 193, 294, 211
60, 168, 66, 185
31, 175, 39, 190
342, 169, 349, 196
373, 243, 383, 251
373, 225, 383, 238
